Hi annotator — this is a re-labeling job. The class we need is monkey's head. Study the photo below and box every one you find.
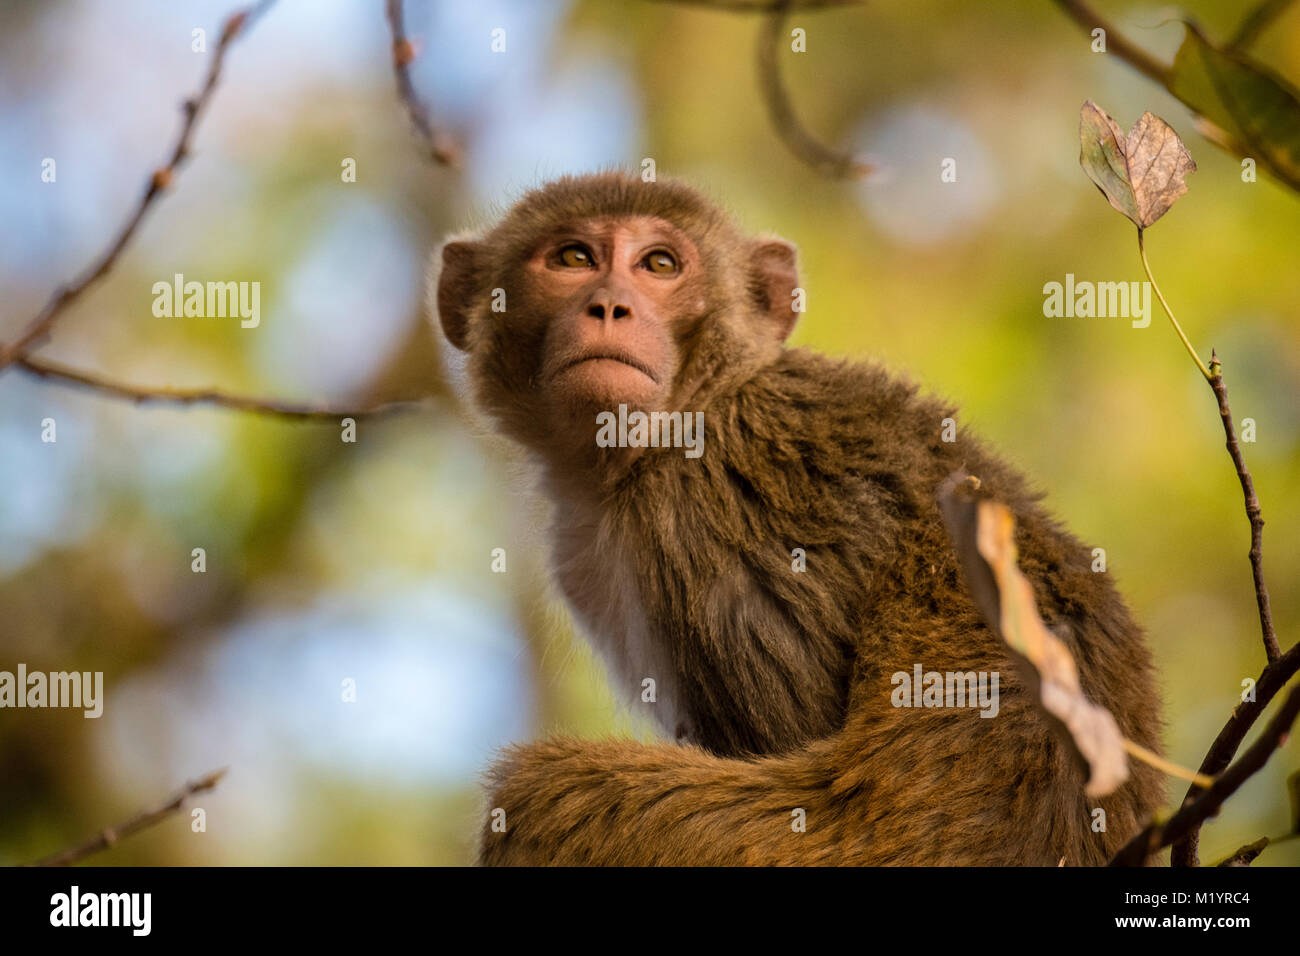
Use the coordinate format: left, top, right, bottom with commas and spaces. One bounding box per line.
433, 172, 799, 467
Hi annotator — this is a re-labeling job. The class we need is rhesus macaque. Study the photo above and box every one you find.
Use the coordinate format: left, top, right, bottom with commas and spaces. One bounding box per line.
433, 172, 1163, 865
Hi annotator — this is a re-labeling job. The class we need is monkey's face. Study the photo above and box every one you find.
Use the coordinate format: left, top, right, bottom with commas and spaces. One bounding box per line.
434, 174, 802, 466
525, 215, 698, 417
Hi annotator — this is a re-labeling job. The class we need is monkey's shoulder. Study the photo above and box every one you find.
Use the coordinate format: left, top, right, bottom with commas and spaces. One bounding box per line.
729, 349, 954, 443
706, 348, 969, 490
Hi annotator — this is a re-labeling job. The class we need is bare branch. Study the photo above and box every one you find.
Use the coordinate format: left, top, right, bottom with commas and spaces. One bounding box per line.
1, 1, 438, 419
1050, 0, 1172, 86
1207, 353, 1280, 662
1228, 0, 1297, 52
1215, 836, 1270, 866
1110, 680, 1300, 866
1164, 353, 1286, 865
1134, 239, 1290, 863
644, 0, 870, 176
28, 768, 229, 867
1168, 640, 1300, 865
755, 0, 873, 178
0, 1, 278, 372
16, 355, 427, 421
384, 0, 460, 166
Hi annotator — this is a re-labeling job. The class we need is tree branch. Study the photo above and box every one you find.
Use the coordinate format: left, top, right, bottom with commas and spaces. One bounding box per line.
644, 0, 870, 176
1110, 680, 1300, 866
0, 0, 278, 372
1214, 836, 1270, 866
16, 355, 426, 421
1167, 640, 1300, 865
755, 0, 873, 178
1051, 0, 1172, 86
1208, 353, 1280, 663
384, 0, 460, 166
3, 1, 447, 419
1163, 354, 1286, 865
27, 768, 228, 867
1135, 240, 1290, 864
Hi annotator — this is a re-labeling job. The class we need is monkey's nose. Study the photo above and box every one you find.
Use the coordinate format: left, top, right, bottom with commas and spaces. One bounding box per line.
586, 290, 632, 321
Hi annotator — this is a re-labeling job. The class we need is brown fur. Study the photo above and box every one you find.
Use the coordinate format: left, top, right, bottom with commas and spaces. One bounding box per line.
435, 171, 1164, 866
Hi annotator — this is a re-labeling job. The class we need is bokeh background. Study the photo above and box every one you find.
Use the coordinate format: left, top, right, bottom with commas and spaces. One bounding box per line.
0, 0, 1296, 866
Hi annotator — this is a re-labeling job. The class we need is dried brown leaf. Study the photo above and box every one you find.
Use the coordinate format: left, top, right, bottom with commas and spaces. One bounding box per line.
1080, 101, 1140, 226
938, 473, 1130, 798
1126, 112, 1198, 228
1079, 102, 1197, 230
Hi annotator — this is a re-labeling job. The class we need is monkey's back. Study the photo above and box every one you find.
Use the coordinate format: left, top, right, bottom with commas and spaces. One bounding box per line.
607, 348, 1164, 863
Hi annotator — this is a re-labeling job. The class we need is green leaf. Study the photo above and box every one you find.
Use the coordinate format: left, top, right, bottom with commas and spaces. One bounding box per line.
1169, 24, 1300, 189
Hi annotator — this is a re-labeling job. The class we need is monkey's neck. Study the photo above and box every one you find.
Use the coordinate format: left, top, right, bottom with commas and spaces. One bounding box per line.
537, 443, 647, 503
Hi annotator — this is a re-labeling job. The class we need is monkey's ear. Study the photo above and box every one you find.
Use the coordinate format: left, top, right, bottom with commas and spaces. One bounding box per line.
750, 239, 799, 342
436, 240, 482, 352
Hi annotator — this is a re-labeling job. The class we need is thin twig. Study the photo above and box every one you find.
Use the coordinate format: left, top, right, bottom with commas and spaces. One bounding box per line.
1169, 642, 1300, 866
1050, 0, 1172, 86
17, 355, 426, 421
1138, 231, 1211, 381
1138, 236, 1286, 862
755, 0, 873, 178
1228, 0, 1297, 52
1139, 240, 1282, 693
1208, 352, 1280, 663
1212, 832, 1300, 865
28, 768, 229, 867
0, 1, 278, 371
1214, 836, 1270, 866
1123, 739, 1213, 788
1139, 249, 1287, 861
384, 0, 459, 166
1110, 680, 1300, 866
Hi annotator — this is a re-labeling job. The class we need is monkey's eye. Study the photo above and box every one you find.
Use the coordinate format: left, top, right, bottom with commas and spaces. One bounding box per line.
557, 244, 595, 268
642, 250, 679, 275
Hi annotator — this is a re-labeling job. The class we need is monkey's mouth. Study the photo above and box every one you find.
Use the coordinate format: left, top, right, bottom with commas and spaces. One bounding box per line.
554, 351, 660, 385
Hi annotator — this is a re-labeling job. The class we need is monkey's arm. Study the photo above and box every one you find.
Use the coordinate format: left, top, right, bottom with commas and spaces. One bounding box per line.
479, 737, 848, 866
479, 661, 1151, 867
